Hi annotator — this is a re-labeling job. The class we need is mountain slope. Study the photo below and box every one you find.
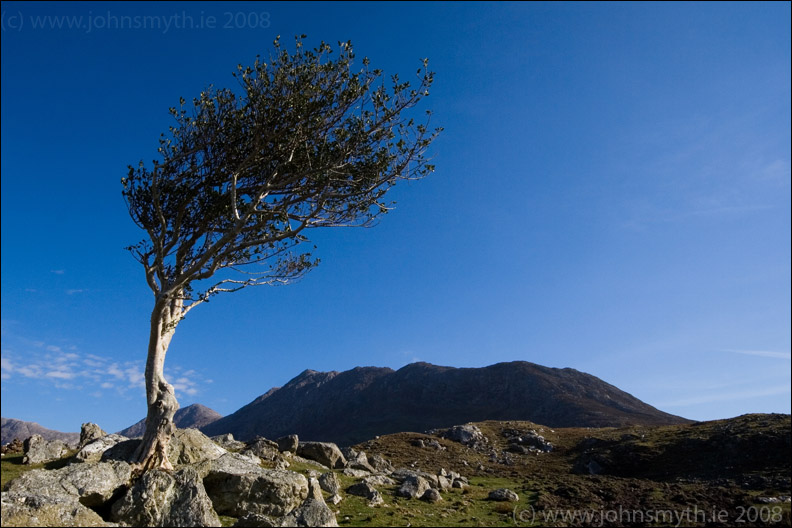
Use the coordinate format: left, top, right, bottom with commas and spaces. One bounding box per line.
118, 403, 222, 438
202, 361, 690, 445
1, 417, 79, 445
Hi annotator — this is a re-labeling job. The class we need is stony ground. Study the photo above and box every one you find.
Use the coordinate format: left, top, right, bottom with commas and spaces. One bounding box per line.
1, 413, 790, 527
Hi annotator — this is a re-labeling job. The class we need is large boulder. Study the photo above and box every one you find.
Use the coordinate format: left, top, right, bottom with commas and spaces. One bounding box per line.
22, 435, 69, 465
169, 428, 227, 465
1, 491, 109, 527
367, 453, 394, 473
78, 423, 107, 449
396, 475, 431, 499
281, 498, 339, 527
441, 424, 488, 450
297, 442, 346, 469
74, 434, 129, 463
347, 481, 383, 505
318, 472, 341, 495
4, 461, 131, 508
242, 437, 282, 462
211, 433, 246, 451
488, 488, 519, 502
276, 435, 299, 453
204, 465, 309, 518
111, 467, 221, 527
341, 447, 376, 472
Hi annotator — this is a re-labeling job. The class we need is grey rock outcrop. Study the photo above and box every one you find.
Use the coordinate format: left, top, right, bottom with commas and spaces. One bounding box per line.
442, 424, 489, 450
242, 437, 282, 462
112, 467, 221, 527
204, 465, 309, 518
396, 475, 431, 499
297, 442, 346, 469
23, 435, 69, 465
211, 433, 247, 451
74, 434, 129, 463
1, 491, 109, 527
276, 434, 299, 453
488, 488, 519, 502
421, 488, 443, 503
78, 423, 106, 449
281, 498, 339, 527
5, 460, 131, 508
318, 471, 341, 495
169, 428, 227, 465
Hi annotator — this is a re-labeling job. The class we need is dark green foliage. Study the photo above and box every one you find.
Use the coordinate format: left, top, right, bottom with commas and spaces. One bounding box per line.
123, 36, 440, 306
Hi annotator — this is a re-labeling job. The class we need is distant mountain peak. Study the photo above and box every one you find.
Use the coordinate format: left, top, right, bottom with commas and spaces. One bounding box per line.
118, 403, 222, 438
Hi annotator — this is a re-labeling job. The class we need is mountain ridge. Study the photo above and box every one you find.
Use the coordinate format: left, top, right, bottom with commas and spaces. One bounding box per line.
1, 417, 80, 446
202, 361, 690, 445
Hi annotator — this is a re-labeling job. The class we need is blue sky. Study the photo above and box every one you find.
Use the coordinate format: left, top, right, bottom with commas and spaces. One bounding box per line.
1, 2, 790, 434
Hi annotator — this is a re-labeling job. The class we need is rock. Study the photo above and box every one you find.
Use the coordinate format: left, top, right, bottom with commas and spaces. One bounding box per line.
211, 433, 246, 451
411, 439, 425, 448
367, 454, 394, 473
307, 477, 324, 501
1, 491, 109, 527
1, 438, 24, 455
319, 471, 341, 495
363, 474, 396, 487
277, 434, 299, 453
342, 468, 371, 478
22, 435, 69, 465
421, 488, 443, 503
78, 423, 106, 449
281, 498, 339, 527
297, 442, 347, 469
233, 513, 279, 527
504, 428, 553, 453
75, 434, 129, 463
343, 449, 376, 472
442, 424, 488, 450
4, 460, 131, 508
204, 466, 308, 518
452, 479, 468, 489
488, 488, 519, 502
194, 451, 263, 479
437, 474, 451, 490
289, 454, 330, 471
242, 437, 282, 462
347, 481, 379, 500
328, 494, 343, 505
396, 475, 431, 499
112, 467, 221, 527
169, 428, 228, 465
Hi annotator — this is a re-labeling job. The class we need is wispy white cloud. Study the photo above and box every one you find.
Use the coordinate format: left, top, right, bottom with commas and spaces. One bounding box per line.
51, 270, 65, 275
66, 289, 86, 295
720, 349, 791, 360
2, 340, 208, 399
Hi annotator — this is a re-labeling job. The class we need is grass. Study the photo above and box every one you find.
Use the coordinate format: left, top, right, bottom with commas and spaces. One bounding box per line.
1, 452, 73, 489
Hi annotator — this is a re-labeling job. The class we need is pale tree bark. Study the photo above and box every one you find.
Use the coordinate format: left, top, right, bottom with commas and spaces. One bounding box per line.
133, 294, 182, 472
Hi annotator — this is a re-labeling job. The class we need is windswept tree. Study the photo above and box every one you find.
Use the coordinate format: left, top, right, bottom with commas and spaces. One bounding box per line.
122, 36, 440, 472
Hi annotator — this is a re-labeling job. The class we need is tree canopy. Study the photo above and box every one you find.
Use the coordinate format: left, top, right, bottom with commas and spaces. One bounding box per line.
123, 36, 440, 315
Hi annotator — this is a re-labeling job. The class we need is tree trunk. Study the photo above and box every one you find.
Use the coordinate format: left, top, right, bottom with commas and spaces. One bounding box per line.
133, 296, 180, 472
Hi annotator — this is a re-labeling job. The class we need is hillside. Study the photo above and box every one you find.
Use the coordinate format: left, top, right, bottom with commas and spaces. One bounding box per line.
117, 403, 222, 437
202, 361, 689, 444
0, 417, 79, 446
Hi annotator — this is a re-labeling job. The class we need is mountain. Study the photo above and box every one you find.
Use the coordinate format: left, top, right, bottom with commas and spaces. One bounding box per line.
118, 403, 222, 438
1, 417, 79, 446
202, 361, 690, 445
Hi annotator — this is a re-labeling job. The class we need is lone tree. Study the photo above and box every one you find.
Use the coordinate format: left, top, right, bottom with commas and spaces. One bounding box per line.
122, 36, 440, 472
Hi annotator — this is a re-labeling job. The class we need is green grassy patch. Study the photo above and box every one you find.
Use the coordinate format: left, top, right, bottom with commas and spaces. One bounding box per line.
1, 452, 73, 489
